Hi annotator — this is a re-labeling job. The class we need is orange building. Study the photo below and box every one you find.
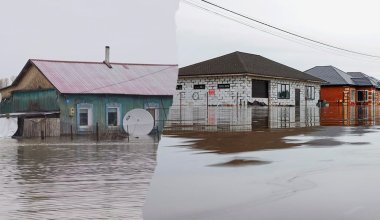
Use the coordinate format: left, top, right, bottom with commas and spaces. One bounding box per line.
305, 66, 380, 106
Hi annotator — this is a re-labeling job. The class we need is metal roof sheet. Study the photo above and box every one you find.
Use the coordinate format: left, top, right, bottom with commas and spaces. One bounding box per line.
30, 60, 178, 96
305, 66, 354, 85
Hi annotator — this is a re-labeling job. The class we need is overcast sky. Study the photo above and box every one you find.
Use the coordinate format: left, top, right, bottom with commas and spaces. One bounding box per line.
177, 0, 380, 77
0, 0, 179, 78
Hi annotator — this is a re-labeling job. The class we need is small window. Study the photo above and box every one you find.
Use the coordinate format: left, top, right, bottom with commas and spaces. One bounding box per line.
176, 85, 183, 90
193, 84, 205, 90
217, 84, 230, 89
277, 84, 290, 99
351, 90, 356, 102
107, 107, 118, 126
77, 103, 93, 131
357, 90, 368, 102
305, 86, 315, 100
106, 104, 121, 127
79, 109, 89, 126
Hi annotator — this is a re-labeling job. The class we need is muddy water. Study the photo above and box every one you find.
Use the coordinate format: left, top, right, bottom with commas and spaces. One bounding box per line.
0, 137, 157, 220
144, 106, 380, 220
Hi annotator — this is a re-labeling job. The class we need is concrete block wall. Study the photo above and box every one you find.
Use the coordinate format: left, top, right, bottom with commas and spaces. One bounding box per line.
174, 76, 321, 106
174, 75, 247, 106
266, 79, 320, 106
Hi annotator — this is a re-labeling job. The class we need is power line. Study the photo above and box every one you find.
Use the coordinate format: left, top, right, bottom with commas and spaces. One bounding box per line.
183, 0, 366, 61
185, 0, 380, 60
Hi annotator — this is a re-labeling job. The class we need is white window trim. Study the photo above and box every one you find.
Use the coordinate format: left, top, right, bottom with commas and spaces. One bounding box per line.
357, 90, 368, 102
106, 104, 121, 128
77, 103, 93, 130
305, 86, 315, 100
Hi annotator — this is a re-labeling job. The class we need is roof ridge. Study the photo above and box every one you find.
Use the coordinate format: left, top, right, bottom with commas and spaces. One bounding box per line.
30, 59, 177, 66
235, 51, 250, 73
330, 66, 353, 85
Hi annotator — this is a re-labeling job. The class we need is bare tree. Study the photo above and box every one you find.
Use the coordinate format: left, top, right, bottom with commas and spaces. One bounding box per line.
0, 77, 11, 89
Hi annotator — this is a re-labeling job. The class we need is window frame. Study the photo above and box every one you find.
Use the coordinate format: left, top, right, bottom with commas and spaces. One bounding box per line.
77, 103, 93, 131
106, 103, 121, 128
351, 89, 356, 102
357, 90, 368, 102
305, 86, 315, 100
277, 84, 290, 99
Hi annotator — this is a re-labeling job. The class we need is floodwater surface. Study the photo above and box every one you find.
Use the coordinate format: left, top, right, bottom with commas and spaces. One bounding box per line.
0, 137, 158, 220
144, 106, 380, 220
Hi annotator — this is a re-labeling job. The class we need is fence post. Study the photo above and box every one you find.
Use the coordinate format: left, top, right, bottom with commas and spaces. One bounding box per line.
96, 122, 99, 142
127, 125, 129, 142
70, 125, 73, 140
206, 92, 209, 119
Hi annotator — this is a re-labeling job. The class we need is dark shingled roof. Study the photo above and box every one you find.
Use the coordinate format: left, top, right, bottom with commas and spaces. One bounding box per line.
347, 72, 380, 88
305, 66, 354, 85
179, 51, 323, 82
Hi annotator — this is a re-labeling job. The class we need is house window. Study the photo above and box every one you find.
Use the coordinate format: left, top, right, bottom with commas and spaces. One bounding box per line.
217, 84, 230, 89
107, 108, 118, 126
106, 104, 121, 127
194, 84, 205, 90
252, 79, 269, 98
79, 109, 89, 126
357, 90, 368, 102
77, 103, 93, 130
351, 90, 356, 102
277, 84, 290, 99
176, 85, 183, 90
305, 86, 315, 100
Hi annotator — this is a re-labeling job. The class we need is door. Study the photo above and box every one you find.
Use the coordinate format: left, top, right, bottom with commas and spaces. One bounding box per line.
295, 89, 301, 106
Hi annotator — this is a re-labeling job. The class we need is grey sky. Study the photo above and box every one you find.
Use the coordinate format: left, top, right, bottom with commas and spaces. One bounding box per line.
177, 0, 380, 77
0, 0, 179, 78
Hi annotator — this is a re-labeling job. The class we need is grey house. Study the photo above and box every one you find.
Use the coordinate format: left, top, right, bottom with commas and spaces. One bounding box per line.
174, 51, 323, 106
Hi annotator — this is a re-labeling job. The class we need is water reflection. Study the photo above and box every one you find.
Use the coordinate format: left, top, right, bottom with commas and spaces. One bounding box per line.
167, 105, 380, 130
0, 138, 157, 220
166, 106, 320, 132
145, 106, 380, 220
320, 105, 379, 126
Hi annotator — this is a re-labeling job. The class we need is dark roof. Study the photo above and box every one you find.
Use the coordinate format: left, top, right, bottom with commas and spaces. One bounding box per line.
179, 51, 323, 82
305, 66, 354, 85
347, 72, 380, 88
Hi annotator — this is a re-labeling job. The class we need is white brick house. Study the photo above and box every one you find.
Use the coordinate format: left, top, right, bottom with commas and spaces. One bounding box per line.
174, 52, 323, 106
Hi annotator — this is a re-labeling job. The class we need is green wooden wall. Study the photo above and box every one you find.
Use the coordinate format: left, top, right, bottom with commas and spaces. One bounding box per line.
0, 89, 173, 135
0, 89, 59, 113
58, 94, 172, 135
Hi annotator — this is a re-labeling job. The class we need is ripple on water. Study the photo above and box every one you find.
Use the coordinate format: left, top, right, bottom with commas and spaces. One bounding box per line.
0, 138, 158, 220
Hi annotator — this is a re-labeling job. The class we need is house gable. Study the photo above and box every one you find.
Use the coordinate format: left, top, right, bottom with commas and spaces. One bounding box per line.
0, 63, 55, 98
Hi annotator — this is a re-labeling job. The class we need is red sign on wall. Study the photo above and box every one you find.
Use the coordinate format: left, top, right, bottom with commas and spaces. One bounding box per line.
208, 89, 215, 96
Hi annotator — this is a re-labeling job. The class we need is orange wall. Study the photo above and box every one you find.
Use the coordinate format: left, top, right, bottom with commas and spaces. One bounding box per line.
320, 86, 354, 106
321, 86, 379, 106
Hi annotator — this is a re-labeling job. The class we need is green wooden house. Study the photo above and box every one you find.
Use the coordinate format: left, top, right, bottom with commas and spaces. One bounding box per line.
0, 58, 177, 137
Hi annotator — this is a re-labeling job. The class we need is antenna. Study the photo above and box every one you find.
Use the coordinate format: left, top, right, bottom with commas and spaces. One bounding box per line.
123, 109, 154, 137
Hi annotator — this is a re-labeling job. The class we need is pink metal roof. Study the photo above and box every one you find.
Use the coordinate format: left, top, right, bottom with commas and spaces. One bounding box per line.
30, 59, 178, 96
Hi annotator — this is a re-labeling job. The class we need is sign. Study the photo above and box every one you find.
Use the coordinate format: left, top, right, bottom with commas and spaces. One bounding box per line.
208, 89, 215, 96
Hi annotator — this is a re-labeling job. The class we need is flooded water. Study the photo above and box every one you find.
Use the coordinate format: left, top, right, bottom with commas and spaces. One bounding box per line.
144, 106, 380, 220
0, 137, 158, 220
